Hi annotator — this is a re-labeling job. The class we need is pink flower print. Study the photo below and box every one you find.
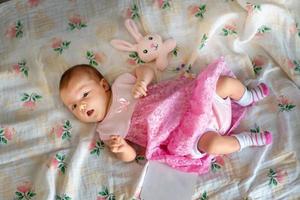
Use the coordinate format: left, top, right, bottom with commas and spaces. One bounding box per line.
97, 197, 106, 200
21, 92, 42, 110
51, 157, 59, 168
28, 0, 40, 8
13, 64, 21, 74
51, 153, 67, 174
17, 181, 32, 193
289, 24, 298, 34
188, 5, 199, 16
89, 140, 96, 150
52, 120, 72, 140
278, 95, 296, 112
12, 60, 29, 77
68, 14, 87, 30
116, 98, 130, 113
127, 58, 137, 65
252, 56, 265, 75
55, 126, 64, 138
5, 25, 17, 38
222, 24, 237, 36
94, 52, 106, 64
268, 168, 288, 187
224, 24, 236, 31
69, 14, 82, 24
5, 20, 23, 38
0, 127, 15, 144
154, 0, 171, 9
246, 2, 261, 15
122, 8, 132, 19
15, 181, 36, 199
51, 38, 71, 54
287, 59, 295, 69
23, 101, 36, 109
3, 127, 14, 140
276, 169, 288, 183
252, 57, 264, 66
51, 38, 63, 49
278, 95, 291, 105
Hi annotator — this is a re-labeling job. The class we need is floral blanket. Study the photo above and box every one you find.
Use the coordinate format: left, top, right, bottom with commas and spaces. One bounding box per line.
0, 0, 300, 199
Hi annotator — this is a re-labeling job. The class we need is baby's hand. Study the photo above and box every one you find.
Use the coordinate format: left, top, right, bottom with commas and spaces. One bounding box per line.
132, 80, 147, 99
107, 135, 128, 153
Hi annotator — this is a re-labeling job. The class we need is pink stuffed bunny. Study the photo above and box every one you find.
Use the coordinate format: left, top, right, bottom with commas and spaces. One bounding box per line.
111, 19, 176, 71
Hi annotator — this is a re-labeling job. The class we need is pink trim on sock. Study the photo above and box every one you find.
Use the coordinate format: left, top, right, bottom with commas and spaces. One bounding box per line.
259, 83, 270, 96
264, 131, 272, 144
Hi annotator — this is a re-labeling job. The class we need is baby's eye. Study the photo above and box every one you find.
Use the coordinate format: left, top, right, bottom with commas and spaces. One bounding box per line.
148, 36, 153, 40
143, 49, 148, 54
83, 92, 89, 98
72, 104, 77, 110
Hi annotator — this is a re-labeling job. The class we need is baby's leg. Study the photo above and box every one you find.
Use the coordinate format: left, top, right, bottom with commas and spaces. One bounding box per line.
216, 76, 269, 106
197, 131, 272, 155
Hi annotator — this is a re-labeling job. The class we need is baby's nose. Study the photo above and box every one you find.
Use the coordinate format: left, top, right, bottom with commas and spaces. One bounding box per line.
79, 101, 87, 113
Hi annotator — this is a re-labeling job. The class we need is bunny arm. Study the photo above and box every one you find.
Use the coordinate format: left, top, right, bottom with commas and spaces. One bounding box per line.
163, 38, 177, 52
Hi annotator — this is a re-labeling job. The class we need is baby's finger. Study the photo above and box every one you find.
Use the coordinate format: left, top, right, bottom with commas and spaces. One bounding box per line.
136, 86, 147, 96
133, 89, 142, 98
139, 81, 148, 92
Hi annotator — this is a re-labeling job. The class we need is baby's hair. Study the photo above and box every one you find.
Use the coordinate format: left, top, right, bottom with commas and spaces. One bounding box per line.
59, 64, 104, 90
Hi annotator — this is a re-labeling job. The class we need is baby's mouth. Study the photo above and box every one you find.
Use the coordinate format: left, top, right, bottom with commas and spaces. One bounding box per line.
87, 109, 94, 117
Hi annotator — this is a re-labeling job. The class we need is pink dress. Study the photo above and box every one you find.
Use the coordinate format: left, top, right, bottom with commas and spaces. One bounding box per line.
97, 57, 246, 175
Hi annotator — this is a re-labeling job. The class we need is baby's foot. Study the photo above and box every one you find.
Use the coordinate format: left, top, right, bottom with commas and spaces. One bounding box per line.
234, 131, 272, 150
235, 83, 270, 106
249, 83, 270, 103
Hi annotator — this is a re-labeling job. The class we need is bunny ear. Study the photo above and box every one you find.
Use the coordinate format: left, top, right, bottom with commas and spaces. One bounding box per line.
125, 19, 143, 42
110, 39, 137, 52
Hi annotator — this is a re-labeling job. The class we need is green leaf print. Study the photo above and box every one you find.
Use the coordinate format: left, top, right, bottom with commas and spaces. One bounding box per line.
0, 136, 8, 144
250, 124, 260, 133
90, 140, 105, 156
200, 191, 208, 200
195, 4, 206, 19
172, 46, 178, 57
257, 25, 271, 34
161, 0, 171, 9
21, 93, 30, 101
199, 34, 208, 49
129, 52, 145, 64
131, 4, 140, 19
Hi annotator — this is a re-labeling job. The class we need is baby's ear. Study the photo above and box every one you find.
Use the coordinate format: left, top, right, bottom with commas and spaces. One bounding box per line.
100, 78, 110, 92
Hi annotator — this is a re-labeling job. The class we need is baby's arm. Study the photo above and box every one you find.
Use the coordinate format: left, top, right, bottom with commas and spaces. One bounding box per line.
132, 65, 155, 98
107, 135, 136, 162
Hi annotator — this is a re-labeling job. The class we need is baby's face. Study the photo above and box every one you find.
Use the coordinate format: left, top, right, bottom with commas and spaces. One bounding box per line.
60, 72, 111, 123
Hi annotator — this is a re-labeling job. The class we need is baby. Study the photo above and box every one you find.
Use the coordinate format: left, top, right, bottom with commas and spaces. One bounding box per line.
59, 57, 272, 174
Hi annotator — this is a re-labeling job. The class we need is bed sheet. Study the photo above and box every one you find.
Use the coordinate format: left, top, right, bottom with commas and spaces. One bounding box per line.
0, 0, 300, 199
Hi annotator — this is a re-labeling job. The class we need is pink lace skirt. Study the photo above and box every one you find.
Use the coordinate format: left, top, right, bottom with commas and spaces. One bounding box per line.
126, 57, 246, 174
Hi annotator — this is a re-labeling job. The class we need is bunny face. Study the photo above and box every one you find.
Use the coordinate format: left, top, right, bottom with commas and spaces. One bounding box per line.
136, 34, 163, 62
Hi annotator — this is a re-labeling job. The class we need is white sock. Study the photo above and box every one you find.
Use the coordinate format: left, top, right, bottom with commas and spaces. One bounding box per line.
235, 83, 270, 106
234, 131, 272, 150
